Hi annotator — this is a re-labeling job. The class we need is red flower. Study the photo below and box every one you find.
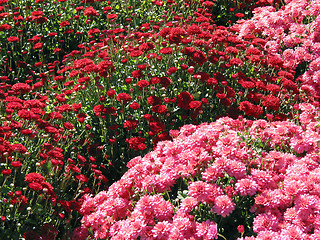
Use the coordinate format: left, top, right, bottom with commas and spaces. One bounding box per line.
130, 50, 143, 58
63, 122, 74, 130
11, 161, 22, 168
235, 13, 245, 18
25, 172, 45, 183
7, 36, 19, 42
168, 67, 178, 74
83, 6, 98, 16
187, 24, 201, 35
2, 169, 12, 176
12, 83, 31, 94
189, 101, 202, 110
239, 101, 263, 118
262, 95, 280, 111
195, 16, 209, 22
159, 77, 172, 88
126, 137, 146, 151
158, 27, 171, 38
72, 103, 82, 112
148, 96, 162, 106
98, 61, 115, 77
74, 58, 94, 69
57, 104, 72, 113
33, 42, 43, 50
116, 93, 132, 104
107, 14, 118, 19
0, 24, 11, 31
60, 20, 70, 27
47, 112, 64, 119
182, 47, 196, 56
123, 120, 139, 130
93, 105, 105, 117
240, 81, 255, 89
76, 174, 89, 183
107, 89, 116, 98
177, 92, 194, 110
192, 50, 207, 66
129, 102, 140, 110
237, 225, 245, 233
152, 105, 168, 114
28, 182, 43, 191
132, 70, 143, 78
12, 143, 27, 153
138, 80, 149, 88
45, 126, 59, 134
159, 47, 173, 54
149, 118, 165, 133
139, 42, 154, 52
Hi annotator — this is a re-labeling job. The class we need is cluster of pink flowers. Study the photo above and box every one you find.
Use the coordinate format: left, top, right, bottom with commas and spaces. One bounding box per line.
236, 0, 320, 97
79, 103, 320, 239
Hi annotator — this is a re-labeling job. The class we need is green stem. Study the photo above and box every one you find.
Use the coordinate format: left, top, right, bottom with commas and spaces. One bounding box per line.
218, 233, 227, 240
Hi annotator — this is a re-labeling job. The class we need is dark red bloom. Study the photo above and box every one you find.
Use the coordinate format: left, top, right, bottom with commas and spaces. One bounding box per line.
126, 137, 146, 151
149, 118, 165, 133
239, 101, 263, 118
159, 77, 172, 88
192, 50, 207, 66
12, 143, 27, 153
189, 101, 202, 110
159, 47, 173, 54
152, 105, 168, 114
148, 96, 162, 106
262, 95, 280, 111
139, 42, 155, 52
177, 92, 194, 110
83, 6, 98, 16
129, 102, 140, 110
123, 119, 139, 130
116, 93, 132, 104
98, 61, 115, 77
76, 174, 89, 183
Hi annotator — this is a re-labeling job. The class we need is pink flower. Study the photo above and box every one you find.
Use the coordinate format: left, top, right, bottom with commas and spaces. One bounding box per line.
189, 181, 223, 204
213, 195, 235, 217
236, 177, 258, 196
202, 164, 224, 182
253, 212, 280, 233
196, 220, 218, 239
152, 221, 172, 240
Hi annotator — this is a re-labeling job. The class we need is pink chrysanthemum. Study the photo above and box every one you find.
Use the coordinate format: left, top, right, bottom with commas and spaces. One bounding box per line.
213, 195, 235, 217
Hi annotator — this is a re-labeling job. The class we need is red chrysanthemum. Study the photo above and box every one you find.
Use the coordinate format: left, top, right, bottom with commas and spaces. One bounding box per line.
116, 93, 132, 104
25, 172, 45, 183
177, 92, 194, 110
192, 50, 207, 66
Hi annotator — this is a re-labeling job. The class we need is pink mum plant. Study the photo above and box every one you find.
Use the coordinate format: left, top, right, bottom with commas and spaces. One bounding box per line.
79, 103, 320, 239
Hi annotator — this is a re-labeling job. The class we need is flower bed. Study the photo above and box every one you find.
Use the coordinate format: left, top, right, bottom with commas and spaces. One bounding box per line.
1, 0, 320, 239
79, 103, 320, 239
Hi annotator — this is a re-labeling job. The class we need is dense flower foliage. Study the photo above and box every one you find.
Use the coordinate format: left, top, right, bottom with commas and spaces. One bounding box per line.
0, 0, 319, 238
